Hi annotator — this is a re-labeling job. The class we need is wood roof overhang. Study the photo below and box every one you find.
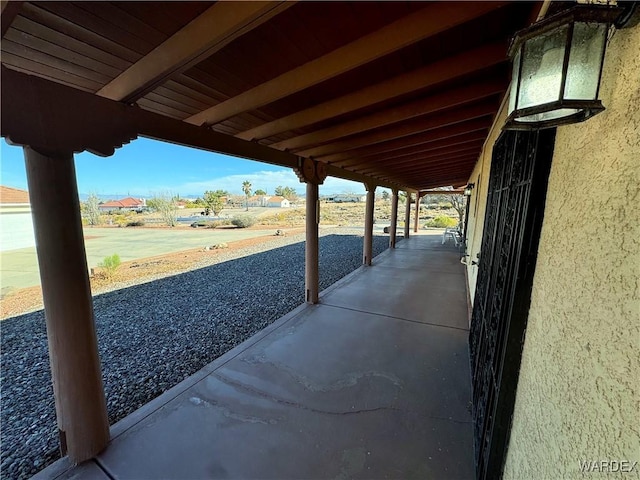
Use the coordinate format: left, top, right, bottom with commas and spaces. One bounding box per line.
1, 1, 541, 192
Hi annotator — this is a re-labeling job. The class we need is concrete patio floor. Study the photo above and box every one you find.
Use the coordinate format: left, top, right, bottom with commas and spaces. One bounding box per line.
35, 231, 474, 480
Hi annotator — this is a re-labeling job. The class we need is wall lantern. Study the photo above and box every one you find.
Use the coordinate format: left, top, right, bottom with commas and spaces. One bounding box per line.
504, 4, 622, 130
464, 183, 475, 196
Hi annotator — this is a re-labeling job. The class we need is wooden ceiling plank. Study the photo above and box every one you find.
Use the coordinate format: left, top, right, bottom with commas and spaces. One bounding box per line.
10, 16, 131, 70
152, 85, 211, 112
1, 53, 101, 91
1, 38, 111, 84
324, 120, 491, 164
137, 98, 190, 120
20, 3, 142, 63
143, 92, 200, 117
354, 143, 484, 173
187, 3, 507, 127
299, 101, 496, 158
98, 2, 294, 103
263, 79, 503, 149
232, 42, 506, 140
4, 28, 121, 78
33, 2, 157, 55
382, 157, 479, 177
337, 133, 487, 168
2, 63, 407, 190
1, 62, 95, 92
358, 151, 480, 175
74, 2, 167, 46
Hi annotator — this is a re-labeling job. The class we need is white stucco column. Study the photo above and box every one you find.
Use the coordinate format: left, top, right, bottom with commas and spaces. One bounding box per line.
363, 183, 376, 265
305, 181, 319, 304
24, 147, 109, 462
389, 189, 399, 248
404, 192, 412, 238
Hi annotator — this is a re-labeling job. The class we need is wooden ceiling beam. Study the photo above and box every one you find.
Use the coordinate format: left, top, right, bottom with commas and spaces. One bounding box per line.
1, 1, 23, 36
234, 41, 507, 139
300, 100, 496, 158
2, 66, 405, 191
186, 2, 506, 128
97, 2, 293, 102
336, 133, 486, 168
324, 119, 491, 164
268, 79, 504, 150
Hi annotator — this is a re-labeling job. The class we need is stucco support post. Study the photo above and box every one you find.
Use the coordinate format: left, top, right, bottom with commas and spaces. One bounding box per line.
363, 183, 376, 265
404, 192, 412, 238
24, 147, 109, 462
305, 181, 320, 304
414, 192, 423, 233
389, 189, 399, 249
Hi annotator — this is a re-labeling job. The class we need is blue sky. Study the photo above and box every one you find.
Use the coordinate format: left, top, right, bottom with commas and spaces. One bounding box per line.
1, 137, 364, 199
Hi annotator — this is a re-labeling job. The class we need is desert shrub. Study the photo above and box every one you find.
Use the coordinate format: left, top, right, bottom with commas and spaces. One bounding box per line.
126, 220, 145, 227
99, 253, 121, 280
425, 216, 458, 228
231, 214, 256, 228
208, 219, 232, 228
259, 208, 305, 226
212, 242, 228, 249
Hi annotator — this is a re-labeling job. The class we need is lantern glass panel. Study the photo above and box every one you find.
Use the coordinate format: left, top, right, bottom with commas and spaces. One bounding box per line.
564, 22, 607, 100
508, 49, 521, 115
517, 24, 568, 110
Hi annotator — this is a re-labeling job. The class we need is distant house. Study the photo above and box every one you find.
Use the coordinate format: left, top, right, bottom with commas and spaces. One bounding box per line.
266, 196, 290, 208
0, 186, 35, 252
326, 193, 367, 203
98, 197, 146, 212
247, 195, 269, 207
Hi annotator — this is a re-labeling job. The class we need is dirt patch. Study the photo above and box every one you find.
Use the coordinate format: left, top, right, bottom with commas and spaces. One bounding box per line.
1, 227, 305, 320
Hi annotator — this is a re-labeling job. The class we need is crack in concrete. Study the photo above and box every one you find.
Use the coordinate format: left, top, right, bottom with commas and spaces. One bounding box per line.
211, 372, 401, 417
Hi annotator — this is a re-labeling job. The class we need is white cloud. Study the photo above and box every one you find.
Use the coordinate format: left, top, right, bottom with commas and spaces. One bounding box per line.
176, 169, 368, 196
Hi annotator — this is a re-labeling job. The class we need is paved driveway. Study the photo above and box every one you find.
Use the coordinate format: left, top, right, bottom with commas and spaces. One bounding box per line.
0, 226, 276, 292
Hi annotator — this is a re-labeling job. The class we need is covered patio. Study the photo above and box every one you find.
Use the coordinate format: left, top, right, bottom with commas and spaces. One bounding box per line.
8, 2, 635, 479
35, 232, 473, 479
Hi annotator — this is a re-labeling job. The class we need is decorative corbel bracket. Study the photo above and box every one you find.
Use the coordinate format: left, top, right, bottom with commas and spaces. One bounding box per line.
294, 157, 327, 185
363, 181, 377, 192
1, 66, 137, 157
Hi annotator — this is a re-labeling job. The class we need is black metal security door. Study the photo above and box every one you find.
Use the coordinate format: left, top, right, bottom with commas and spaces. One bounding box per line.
470, 128, 555, 479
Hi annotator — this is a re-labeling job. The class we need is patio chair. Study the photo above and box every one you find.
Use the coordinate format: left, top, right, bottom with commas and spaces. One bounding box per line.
442, 227, 461, 246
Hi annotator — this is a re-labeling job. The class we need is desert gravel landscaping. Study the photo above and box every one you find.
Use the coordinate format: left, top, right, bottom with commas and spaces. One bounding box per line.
0, 228, 393, 479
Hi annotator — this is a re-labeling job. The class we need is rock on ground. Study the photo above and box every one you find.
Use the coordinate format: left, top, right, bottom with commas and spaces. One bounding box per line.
0, 231, 392, 479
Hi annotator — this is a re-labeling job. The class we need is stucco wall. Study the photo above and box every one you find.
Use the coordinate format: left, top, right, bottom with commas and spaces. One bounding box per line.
503, 23, 640, 479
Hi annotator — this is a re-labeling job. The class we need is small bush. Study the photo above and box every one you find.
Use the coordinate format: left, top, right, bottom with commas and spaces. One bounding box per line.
231, 214, 256, 228
212, 242, 228, 249
126, 220, 145, 227
208, 219, 232, 229
425, 216, 458, 228
99, 253, 121, 280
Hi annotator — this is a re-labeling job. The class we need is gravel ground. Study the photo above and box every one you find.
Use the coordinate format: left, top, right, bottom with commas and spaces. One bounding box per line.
0, 229, 393, 479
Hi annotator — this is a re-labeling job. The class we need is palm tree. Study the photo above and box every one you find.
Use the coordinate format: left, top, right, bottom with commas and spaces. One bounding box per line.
242, 180, 252, 211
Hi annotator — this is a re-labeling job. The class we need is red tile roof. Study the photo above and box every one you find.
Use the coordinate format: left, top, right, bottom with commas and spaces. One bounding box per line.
0, 186, 30, 204
100, 197, 144, 208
